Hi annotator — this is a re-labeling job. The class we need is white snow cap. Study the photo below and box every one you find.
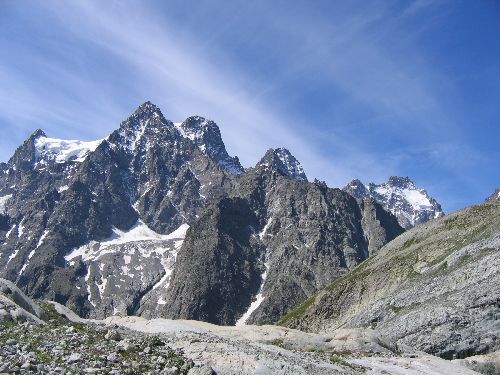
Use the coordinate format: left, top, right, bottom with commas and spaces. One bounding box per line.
35, 136, 103, 164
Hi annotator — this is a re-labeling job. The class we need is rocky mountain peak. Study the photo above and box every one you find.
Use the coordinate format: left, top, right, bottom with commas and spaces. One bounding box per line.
176, 116, 223, 147
7, 129, 48, 169
344, 179, 369, 199
132, 101, 164, 119
109, 102, 174, 153
344, 176, 444, 229
29, 129, 47, 140
256, 148, 308, 181
386, 176, 415, 189
174, 116, 244, 175
120, 101, 169, 132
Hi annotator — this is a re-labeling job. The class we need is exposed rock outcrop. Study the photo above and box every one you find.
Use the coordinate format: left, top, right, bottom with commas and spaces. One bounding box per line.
283, 199, 500, 360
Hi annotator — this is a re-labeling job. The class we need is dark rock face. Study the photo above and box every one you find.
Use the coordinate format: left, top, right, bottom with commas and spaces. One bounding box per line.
163, 158, 403, 325
344, 176, 444, 229
0, 101, 403, 324
163, 198, 264, 324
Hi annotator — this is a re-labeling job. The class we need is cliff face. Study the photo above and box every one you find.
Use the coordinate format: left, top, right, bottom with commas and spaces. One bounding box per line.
163, 160, 403, 325
282, 199, 500, 359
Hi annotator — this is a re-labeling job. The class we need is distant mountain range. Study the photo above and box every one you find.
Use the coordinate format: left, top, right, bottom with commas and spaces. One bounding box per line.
0, 102, 443, 325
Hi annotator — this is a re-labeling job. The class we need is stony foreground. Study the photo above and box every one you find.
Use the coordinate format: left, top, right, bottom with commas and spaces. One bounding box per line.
0, 277, 490, 374
0, 305, 204, 374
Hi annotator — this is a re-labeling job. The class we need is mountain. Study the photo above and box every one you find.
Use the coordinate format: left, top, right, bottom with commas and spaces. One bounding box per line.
160, 166, 403, 325
343, 176, 444, 229
281, 198, 500, 360
0, 102, 238, 318
174, 115, 244, 176
255, 147, 308, 181
0, 102, 405, 325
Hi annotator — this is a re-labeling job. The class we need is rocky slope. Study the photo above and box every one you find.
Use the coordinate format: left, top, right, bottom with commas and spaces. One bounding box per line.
161, 151, 403, 325
344, 177, 444, 229
0, 279, 207, 374
282, 198, 500, 360
0, 281, 480, 375
0, 102, 404, 324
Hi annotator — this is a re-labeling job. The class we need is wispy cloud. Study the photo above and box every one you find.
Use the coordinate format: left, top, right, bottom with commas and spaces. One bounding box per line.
0, 0, 496, 211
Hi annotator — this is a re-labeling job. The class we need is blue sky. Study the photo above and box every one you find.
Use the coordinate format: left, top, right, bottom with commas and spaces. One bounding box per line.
0, 0, 498, 212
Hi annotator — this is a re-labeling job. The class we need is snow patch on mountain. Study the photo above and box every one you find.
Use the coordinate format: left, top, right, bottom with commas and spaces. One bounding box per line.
0, 194, 12, 214
35, 137, 103, 164
66, 222, 189, 312
6, 244, 20, 265
18, 219, 25, 238
19, 247, 37, 275
65, 221, 189, 263
36, 230, 50, 248
236, 260, 269, 326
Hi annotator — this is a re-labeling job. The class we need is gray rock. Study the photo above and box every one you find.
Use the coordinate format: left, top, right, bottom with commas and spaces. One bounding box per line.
116, 340, 136, 353
0, 308, 10, 321
67, 353, 81, 363
188, 366, 217, 375
105, 330, 122, 341
284, 200, 500, 359
20, 362, 33, 370
106, 352, 119, 362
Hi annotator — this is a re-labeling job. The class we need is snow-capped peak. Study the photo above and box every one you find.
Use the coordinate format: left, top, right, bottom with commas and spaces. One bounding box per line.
257, 148, 308, 181
344, 176, 444, 229
34, 136, 104, 164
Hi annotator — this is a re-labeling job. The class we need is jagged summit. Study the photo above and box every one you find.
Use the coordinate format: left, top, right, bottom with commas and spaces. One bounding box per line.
386, 176, 415, 188
174, 116, 244, 175
30, 129, 47, 140
7, 129, 49, 169
133, 101, 164, 118
114, 101, 169, 137
344, 178, 369, 198
256, 147, 308, 181
344, 176, 444, 229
